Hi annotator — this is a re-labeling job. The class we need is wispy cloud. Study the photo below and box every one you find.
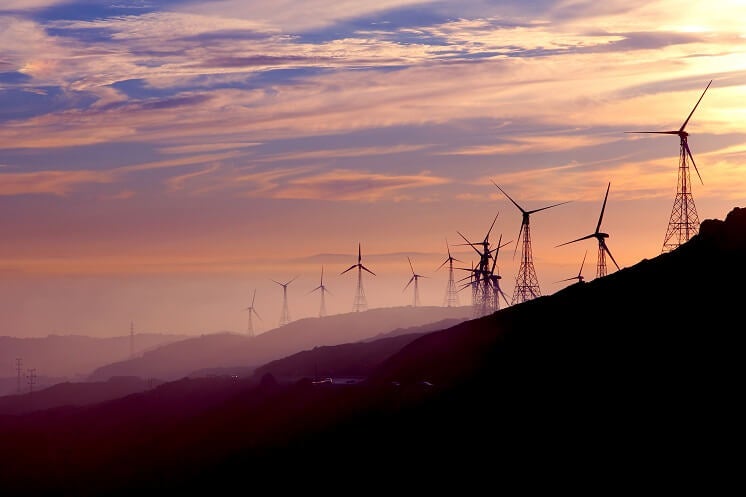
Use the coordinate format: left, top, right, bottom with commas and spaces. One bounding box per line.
0, 169, 113, 196
273, 169, 450, 201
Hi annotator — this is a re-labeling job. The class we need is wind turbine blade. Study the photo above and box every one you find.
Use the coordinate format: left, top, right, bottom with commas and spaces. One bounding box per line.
340, 265, 357, 275
358, 243, 362, 264
556, 233, 596, 247
555, 276, 578, 283
484, 212, 499, 243
436, 258, 449, 271
323, 287, 333, 296
685, 142, 704, 185
403, 276, 414, 291
500, 289, 511, 306
579, 249, 587, 275
595, 182, 611, 234
286, 275, 299, 285
526, 200, 572, 215
251, 289, 256, 307
601, 240, 621, 270
457, 231, 483, 257
361, 265, 376, 276
446, 238, 452, 259
408, 256, 415, 275
320, 265, 324, 284
680, 80, 712, 132
270, 279, 282, 286
624, 131, 679, 135
491, 180, 526, 214
252, 309, 262, 321
513, 223, 524, 258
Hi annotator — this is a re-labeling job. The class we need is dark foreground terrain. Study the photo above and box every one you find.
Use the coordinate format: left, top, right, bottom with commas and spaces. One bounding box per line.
2, 208, 745, 495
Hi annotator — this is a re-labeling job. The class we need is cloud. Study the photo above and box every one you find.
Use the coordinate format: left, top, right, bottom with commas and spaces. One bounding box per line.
255, 144, 432, 163
0, 169, 113, 196
166, 163, 221, 191
273, 169, 450, 201
442, 135, 614, 156
177, 0, 434, 32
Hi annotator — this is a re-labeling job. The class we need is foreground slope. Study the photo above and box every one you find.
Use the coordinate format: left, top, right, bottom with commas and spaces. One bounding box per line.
1, 209, 744, 494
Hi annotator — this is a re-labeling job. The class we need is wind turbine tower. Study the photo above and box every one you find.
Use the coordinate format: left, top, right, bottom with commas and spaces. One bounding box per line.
436, 238, 461, 307
244, 289, 262, 336
272, 277, 297, 327
557, 182, 620, 279
341, 243, 375, 312
309, 266, 332, 317
492, 180, 570, 304
626, 80, 712, 253
404, 257, 426, 307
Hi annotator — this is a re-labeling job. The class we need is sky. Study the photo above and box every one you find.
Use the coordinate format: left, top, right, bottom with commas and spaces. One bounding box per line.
2, 0, 746, 338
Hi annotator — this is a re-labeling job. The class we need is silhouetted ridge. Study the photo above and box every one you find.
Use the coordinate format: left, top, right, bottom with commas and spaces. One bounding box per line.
1, 209, 744, 494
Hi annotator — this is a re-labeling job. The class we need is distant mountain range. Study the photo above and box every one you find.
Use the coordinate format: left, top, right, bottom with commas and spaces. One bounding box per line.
2, 208, 744, 494
88, 306, 472, 381
0, 333, 188, 393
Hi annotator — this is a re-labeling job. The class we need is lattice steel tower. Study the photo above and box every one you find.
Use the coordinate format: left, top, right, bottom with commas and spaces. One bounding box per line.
626, 80, 711, 253
492, 181, 570, 304
436, 238, 461, 307
341, 243, 375, 312
272, 277, 297, 326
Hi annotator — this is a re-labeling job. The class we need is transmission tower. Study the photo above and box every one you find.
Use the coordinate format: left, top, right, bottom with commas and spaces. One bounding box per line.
341, 243, 376, 312
492, 181, 569, 305
16, 358, 22, 394
436, 238, 461, 307
625, 80, 711, 253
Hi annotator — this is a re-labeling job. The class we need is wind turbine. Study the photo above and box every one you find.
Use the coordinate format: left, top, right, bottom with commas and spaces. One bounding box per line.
244, 289, 262, 337
403, 256, 427, 307
625, 80, 712, 253
436, 238, 462, 307
309, 266, 331, 317
555, 250, 588, 286
272, 276, 298, 327
491, 180, 570, 304
341, 243, 376, 312
556, 182, 619, 279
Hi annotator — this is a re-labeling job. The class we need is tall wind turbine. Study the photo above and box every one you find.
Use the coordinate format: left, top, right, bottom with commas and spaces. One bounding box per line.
557, 182, 620, 279
436, 238, 462, 307
491, 180, 570, 304
625, 80, 712, 253
244, 288, 262, 336
309, 266, 331, 317
403, 256, 427, 307
272, 276, 297, 327
341, 243, 375, 312
555, 250, 587, 286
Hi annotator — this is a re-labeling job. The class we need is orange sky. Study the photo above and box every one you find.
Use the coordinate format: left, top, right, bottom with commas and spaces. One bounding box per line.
2, 0, 746, 337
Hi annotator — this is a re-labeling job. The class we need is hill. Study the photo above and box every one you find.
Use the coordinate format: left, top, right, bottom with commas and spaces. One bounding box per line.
88, 306, 472, 381
0, 333, 188, 393
1, 208, 745, 494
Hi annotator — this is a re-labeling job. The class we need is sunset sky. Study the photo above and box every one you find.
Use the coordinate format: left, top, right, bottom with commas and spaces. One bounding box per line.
2, 0, 746, 338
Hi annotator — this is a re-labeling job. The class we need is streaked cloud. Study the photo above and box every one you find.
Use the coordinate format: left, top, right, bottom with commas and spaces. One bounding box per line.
0, 169, 113, 196
274, 169, 450, 201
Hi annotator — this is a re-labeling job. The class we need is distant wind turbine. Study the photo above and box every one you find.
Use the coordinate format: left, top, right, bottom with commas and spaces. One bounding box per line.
309, 266, 332, 317
244, 288, 262, 337
556, 182, 619, 279
341, 243, 375, 312
272, 276, 298, 326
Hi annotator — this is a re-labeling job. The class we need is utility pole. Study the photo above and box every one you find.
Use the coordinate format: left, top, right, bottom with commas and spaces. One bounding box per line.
130, 321, 135, 359
16, 358, 22, 394
26, 368, 37, 395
